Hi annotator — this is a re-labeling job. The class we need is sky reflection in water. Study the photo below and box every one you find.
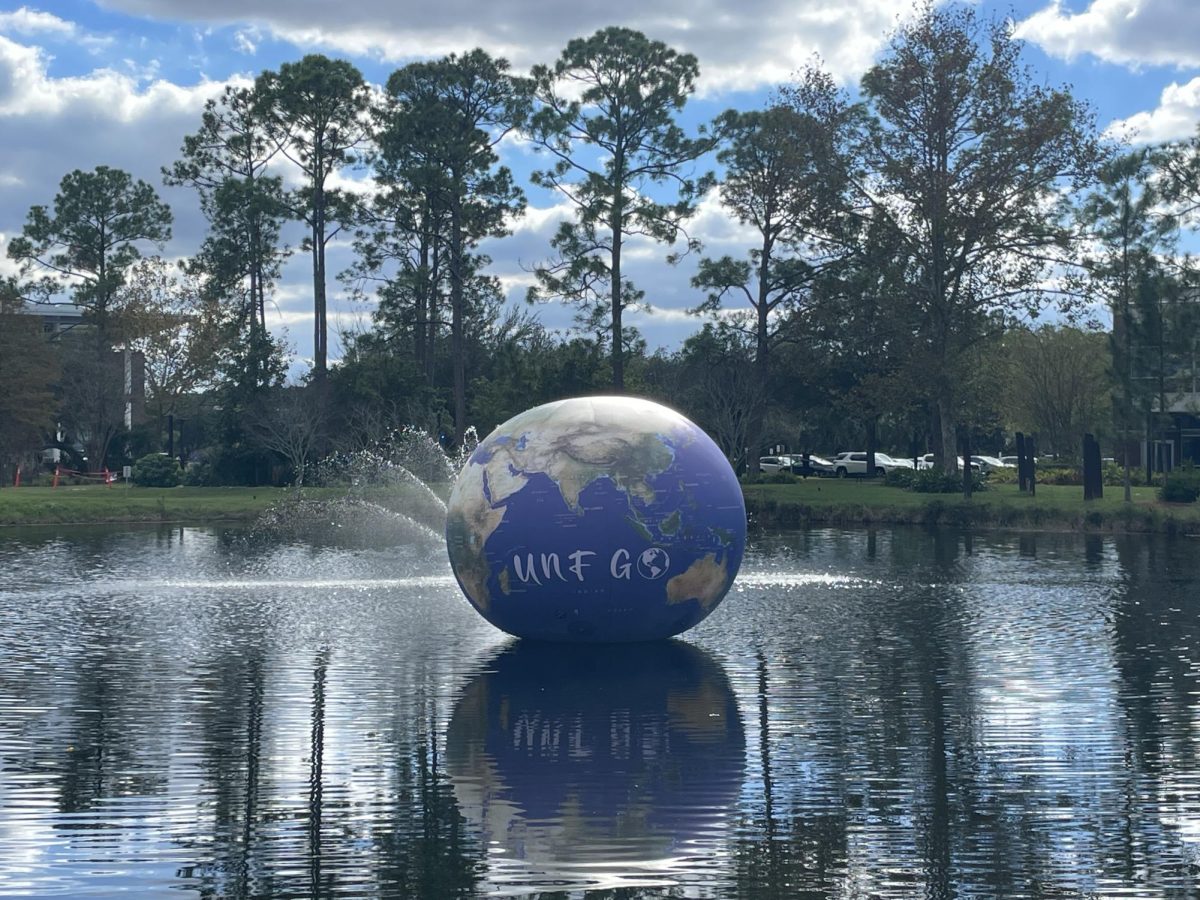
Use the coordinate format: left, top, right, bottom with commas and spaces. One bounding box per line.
0, 525, 1198, 897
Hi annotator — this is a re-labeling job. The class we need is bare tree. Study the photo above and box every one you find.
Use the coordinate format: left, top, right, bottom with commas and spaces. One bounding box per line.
248, 386, 329, 486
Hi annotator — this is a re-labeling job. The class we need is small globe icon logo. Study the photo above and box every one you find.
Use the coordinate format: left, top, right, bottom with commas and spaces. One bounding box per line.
637, 547, 670, 580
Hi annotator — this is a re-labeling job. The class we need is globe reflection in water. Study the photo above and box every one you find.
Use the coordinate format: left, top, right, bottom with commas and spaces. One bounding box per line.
446, 640, 745, 890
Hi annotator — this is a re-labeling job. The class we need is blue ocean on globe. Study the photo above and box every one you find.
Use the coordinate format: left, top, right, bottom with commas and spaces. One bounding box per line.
445, 396, 746, 642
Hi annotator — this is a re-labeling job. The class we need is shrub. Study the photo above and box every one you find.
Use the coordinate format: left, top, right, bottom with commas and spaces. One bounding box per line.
985, 466, 1018, 484
740, 471, 795, 485
907, 468, 987, 494
884, 468, 915, 487
1037, 466, 1082, 486
182, 462, 214, 487
131, 453, 182, 487
1159, 469, 1200, 503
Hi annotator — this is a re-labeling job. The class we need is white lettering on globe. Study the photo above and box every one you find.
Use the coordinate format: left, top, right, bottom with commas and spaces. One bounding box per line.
512, 548, 671, 584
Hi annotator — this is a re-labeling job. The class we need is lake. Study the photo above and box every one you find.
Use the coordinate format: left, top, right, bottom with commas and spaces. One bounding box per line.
1, 524, 1198, 898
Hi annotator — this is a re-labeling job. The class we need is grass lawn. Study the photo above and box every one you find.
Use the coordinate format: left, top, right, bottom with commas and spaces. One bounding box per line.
742, 477, 1200, 534
3, 478, 1197, 534
0, 485, 305, 526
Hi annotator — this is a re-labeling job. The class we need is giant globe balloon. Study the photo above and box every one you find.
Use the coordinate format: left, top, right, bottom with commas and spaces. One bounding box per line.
445, 396, 746, 642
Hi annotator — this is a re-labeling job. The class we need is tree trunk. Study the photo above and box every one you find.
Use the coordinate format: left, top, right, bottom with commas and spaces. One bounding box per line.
610, 158, 625, 392
866, 416, 878, 477
427, 233, 441, 386
610, 229, 624, 391
937, 393, 958, 474
746, 238, 773, 477
449, 192, 466, 447
312, 161, 328, 379
415, 214, 429, 377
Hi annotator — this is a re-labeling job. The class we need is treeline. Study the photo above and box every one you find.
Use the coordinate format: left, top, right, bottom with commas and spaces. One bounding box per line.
3, 3, 1199, 486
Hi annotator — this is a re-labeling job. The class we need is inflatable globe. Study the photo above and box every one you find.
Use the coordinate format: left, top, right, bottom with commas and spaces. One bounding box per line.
445, 396, 745, 642
445, 641, 745, 887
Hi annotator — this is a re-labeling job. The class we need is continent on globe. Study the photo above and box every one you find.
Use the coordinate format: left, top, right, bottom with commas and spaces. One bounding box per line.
445, 396, 746, 642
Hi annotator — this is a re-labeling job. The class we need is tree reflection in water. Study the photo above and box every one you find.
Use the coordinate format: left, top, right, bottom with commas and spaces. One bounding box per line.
2, 526, 1200, 897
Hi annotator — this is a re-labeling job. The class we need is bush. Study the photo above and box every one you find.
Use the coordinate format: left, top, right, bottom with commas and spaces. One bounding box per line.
1159, 469, 1200, 503
1037, 466, 1082, 486
907, 468, 987, 494
742, 471, 796, 485
182, 462, 214, 487
985, 466, 1018, 484
884, 468, 915, 487
131, 453, 182, 487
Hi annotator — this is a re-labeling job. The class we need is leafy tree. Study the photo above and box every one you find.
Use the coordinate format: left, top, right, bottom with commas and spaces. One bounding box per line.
0, 279, 59, 480
164, 84, 290, 391
1078, 149, 1173, 500
1002, 326, 1111, 458
693, 68, 856, 472
7, 166, 172, 339
808, 212, 923, 474
526, 27, 714, 389
359, 50, 527, 444
857, 2, 1099, 472
116, 258, 222, 445
257, 55, 371, 377
674, 323, 761, 471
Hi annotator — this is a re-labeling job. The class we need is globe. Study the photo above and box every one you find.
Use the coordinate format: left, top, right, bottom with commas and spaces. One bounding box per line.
445, 396, 746, 642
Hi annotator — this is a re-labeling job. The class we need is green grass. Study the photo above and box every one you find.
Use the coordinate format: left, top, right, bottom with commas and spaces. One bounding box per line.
3, 479, 1198, 534
742, 478, 1200, 534
0, 485, 306, 526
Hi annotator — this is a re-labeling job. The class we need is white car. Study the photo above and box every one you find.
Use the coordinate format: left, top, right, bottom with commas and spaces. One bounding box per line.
758, 456, 792, 473
830, 452, 914, 478
917, 454, 980, 471
970, 455, 1012, 472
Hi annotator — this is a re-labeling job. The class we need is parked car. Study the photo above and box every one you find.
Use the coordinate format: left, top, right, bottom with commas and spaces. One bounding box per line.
970, 455, 1012, 472
788, 454, 836, 477
830, 452, 913, 478
758, 456, 792, 474
999, 455, 1038, 467
918, 453, 980, 471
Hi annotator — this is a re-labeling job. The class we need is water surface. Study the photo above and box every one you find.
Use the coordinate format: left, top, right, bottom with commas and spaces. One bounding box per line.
1, 525, 1199, 897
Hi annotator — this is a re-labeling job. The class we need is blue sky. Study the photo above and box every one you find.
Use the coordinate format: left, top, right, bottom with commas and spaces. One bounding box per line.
3, 0, 1199, 373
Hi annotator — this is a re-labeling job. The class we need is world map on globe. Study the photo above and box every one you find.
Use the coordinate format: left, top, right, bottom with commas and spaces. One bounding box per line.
446, 396, 746, 642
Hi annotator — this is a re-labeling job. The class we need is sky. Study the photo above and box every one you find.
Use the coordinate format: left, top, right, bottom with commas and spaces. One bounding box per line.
2, 0, 1200, 374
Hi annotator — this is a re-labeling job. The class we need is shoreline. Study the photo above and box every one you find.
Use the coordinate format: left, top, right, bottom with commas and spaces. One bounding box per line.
743, 481, 1200, 536
2, 482, 1199, 536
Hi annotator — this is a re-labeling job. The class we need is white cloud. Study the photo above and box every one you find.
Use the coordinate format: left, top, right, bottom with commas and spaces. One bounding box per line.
1106, 76, 1200, 143
0, 33, 236, 303
233, 26, 260, 55
96, 0, 916, 92
1016, 0, 1200, 68
0, 35, 227, 119
0, 7, 76, 37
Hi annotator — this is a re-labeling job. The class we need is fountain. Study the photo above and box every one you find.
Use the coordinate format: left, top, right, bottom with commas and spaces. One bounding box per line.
253, 426, 478, 549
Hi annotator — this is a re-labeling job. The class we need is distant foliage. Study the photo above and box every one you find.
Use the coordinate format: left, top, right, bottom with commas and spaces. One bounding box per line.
741, 471, 796, 485
906, 469, 987, 494
985, 467, 1018, 484
1160, 470, 1200, 503
131, 453, 181, 487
